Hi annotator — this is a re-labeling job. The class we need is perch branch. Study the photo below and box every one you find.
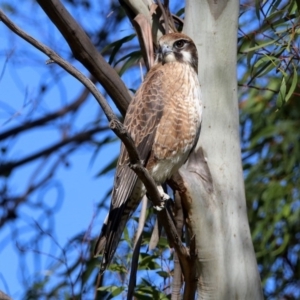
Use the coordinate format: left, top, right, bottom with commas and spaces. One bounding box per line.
0, 9, 165, 207
0, 9, 192, 286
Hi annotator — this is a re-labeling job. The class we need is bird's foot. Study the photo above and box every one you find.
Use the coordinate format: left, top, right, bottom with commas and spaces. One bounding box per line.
153, 185, 170, 211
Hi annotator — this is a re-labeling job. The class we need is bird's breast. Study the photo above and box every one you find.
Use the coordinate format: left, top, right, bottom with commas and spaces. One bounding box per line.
147, 62, 202, 184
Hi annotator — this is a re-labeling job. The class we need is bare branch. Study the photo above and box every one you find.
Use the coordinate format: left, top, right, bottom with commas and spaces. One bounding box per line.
0, 9, 193, 291
128, 196, 148, 299
172, 192, 184, 299
0, 10, 120, 123
148, 217, 161, 250
0, 9, 165, 213
0, 127, 108, 176
238, 83, 278, 93
0, 82, 92, 141
0, 291, 12, 300
36, 0, 131, 116
183, 235, 197, 300
133, 196, 148, 248
0, 150, 71, 228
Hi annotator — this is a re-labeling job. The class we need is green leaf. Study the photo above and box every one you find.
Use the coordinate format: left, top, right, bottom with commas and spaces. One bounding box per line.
97, 285, 125, 298
118, 51, 142, 76
282, 204, 291, 218
271, 233, 290, 256
250, 125, 275, 147
156, 271, 170, 278
276, 77, 286, 108
296, 0, 300, 13
101, 34, 136, 65
244, 40, 277, 53
252, 55, 279, 78
138, 253, 160, 270
108, 263, 127, 274
114, 50, 141, 67
134, 284, 169, 299
123, 225, 131, 245
285, 64, 298, 102
254, 0, 260, 21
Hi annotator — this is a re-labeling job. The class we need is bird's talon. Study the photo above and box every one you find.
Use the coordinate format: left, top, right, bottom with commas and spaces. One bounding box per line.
153, 204, 165, 211
153, 186, 170, 211
153, 198, 167, 211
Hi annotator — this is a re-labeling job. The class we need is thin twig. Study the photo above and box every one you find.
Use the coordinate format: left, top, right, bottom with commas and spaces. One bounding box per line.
0, 127, 108, 175
0, 10, 190, 284
133, 196, 148, 248
172, 192, 184, 299
0, 82, 92, 141
238, 83, 278, 93
148, 217, 161, 250
0, 10, 117, 123
0, 10, 166, 209
128, 196, 148, 299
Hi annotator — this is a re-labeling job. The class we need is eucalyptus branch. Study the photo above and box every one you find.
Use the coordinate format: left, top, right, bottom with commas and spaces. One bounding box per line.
172, 192, 184, 298
128, 196, 148, 300
36, 0, 131, 116
148, 217, 161, 250
238, 83, 278, 93
0, 10, 119, 123
0, 8, 189, 285
0, 9, 166, 209
0, 291, 12, 300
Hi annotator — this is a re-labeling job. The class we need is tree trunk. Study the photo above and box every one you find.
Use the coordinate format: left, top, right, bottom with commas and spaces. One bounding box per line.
182, 0, 264, 298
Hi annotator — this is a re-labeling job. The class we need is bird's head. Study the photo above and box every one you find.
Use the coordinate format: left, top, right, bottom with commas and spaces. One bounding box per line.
155, 33, 198, 73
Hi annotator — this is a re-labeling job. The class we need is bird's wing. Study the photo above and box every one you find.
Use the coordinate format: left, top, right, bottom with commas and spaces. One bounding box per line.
94, 66, 165, 267
111, 66, 165, 208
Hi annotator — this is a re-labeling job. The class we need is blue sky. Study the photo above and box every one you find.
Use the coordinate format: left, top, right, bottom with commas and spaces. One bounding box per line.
0, 0, 255, 298
0, 1, 131, 297
0, 0, 293, 299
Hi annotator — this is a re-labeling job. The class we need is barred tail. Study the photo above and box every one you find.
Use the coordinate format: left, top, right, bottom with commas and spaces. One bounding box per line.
94, 203, 139, 274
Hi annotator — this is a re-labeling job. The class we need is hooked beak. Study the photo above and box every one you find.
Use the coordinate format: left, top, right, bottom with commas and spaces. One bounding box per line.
160, 44, 172, 57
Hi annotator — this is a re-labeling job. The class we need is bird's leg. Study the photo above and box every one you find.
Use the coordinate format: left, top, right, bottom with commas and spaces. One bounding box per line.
153, 185, 170, 211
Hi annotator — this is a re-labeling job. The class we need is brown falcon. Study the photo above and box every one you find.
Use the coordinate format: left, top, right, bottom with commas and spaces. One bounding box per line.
94, 32, 202, 273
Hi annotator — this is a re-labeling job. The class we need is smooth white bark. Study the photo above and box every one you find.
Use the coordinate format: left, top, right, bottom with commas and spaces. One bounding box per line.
183, 0, 264, 299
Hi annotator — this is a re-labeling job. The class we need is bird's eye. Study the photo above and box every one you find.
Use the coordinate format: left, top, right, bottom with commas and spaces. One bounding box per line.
174, 40, 186, 49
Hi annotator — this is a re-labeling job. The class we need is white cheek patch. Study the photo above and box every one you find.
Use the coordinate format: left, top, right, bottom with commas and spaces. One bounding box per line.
181, 51, 192, 64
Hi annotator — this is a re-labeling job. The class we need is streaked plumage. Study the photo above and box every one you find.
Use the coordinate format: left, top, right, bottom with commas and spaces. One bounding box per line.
94, 33, 202, 273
